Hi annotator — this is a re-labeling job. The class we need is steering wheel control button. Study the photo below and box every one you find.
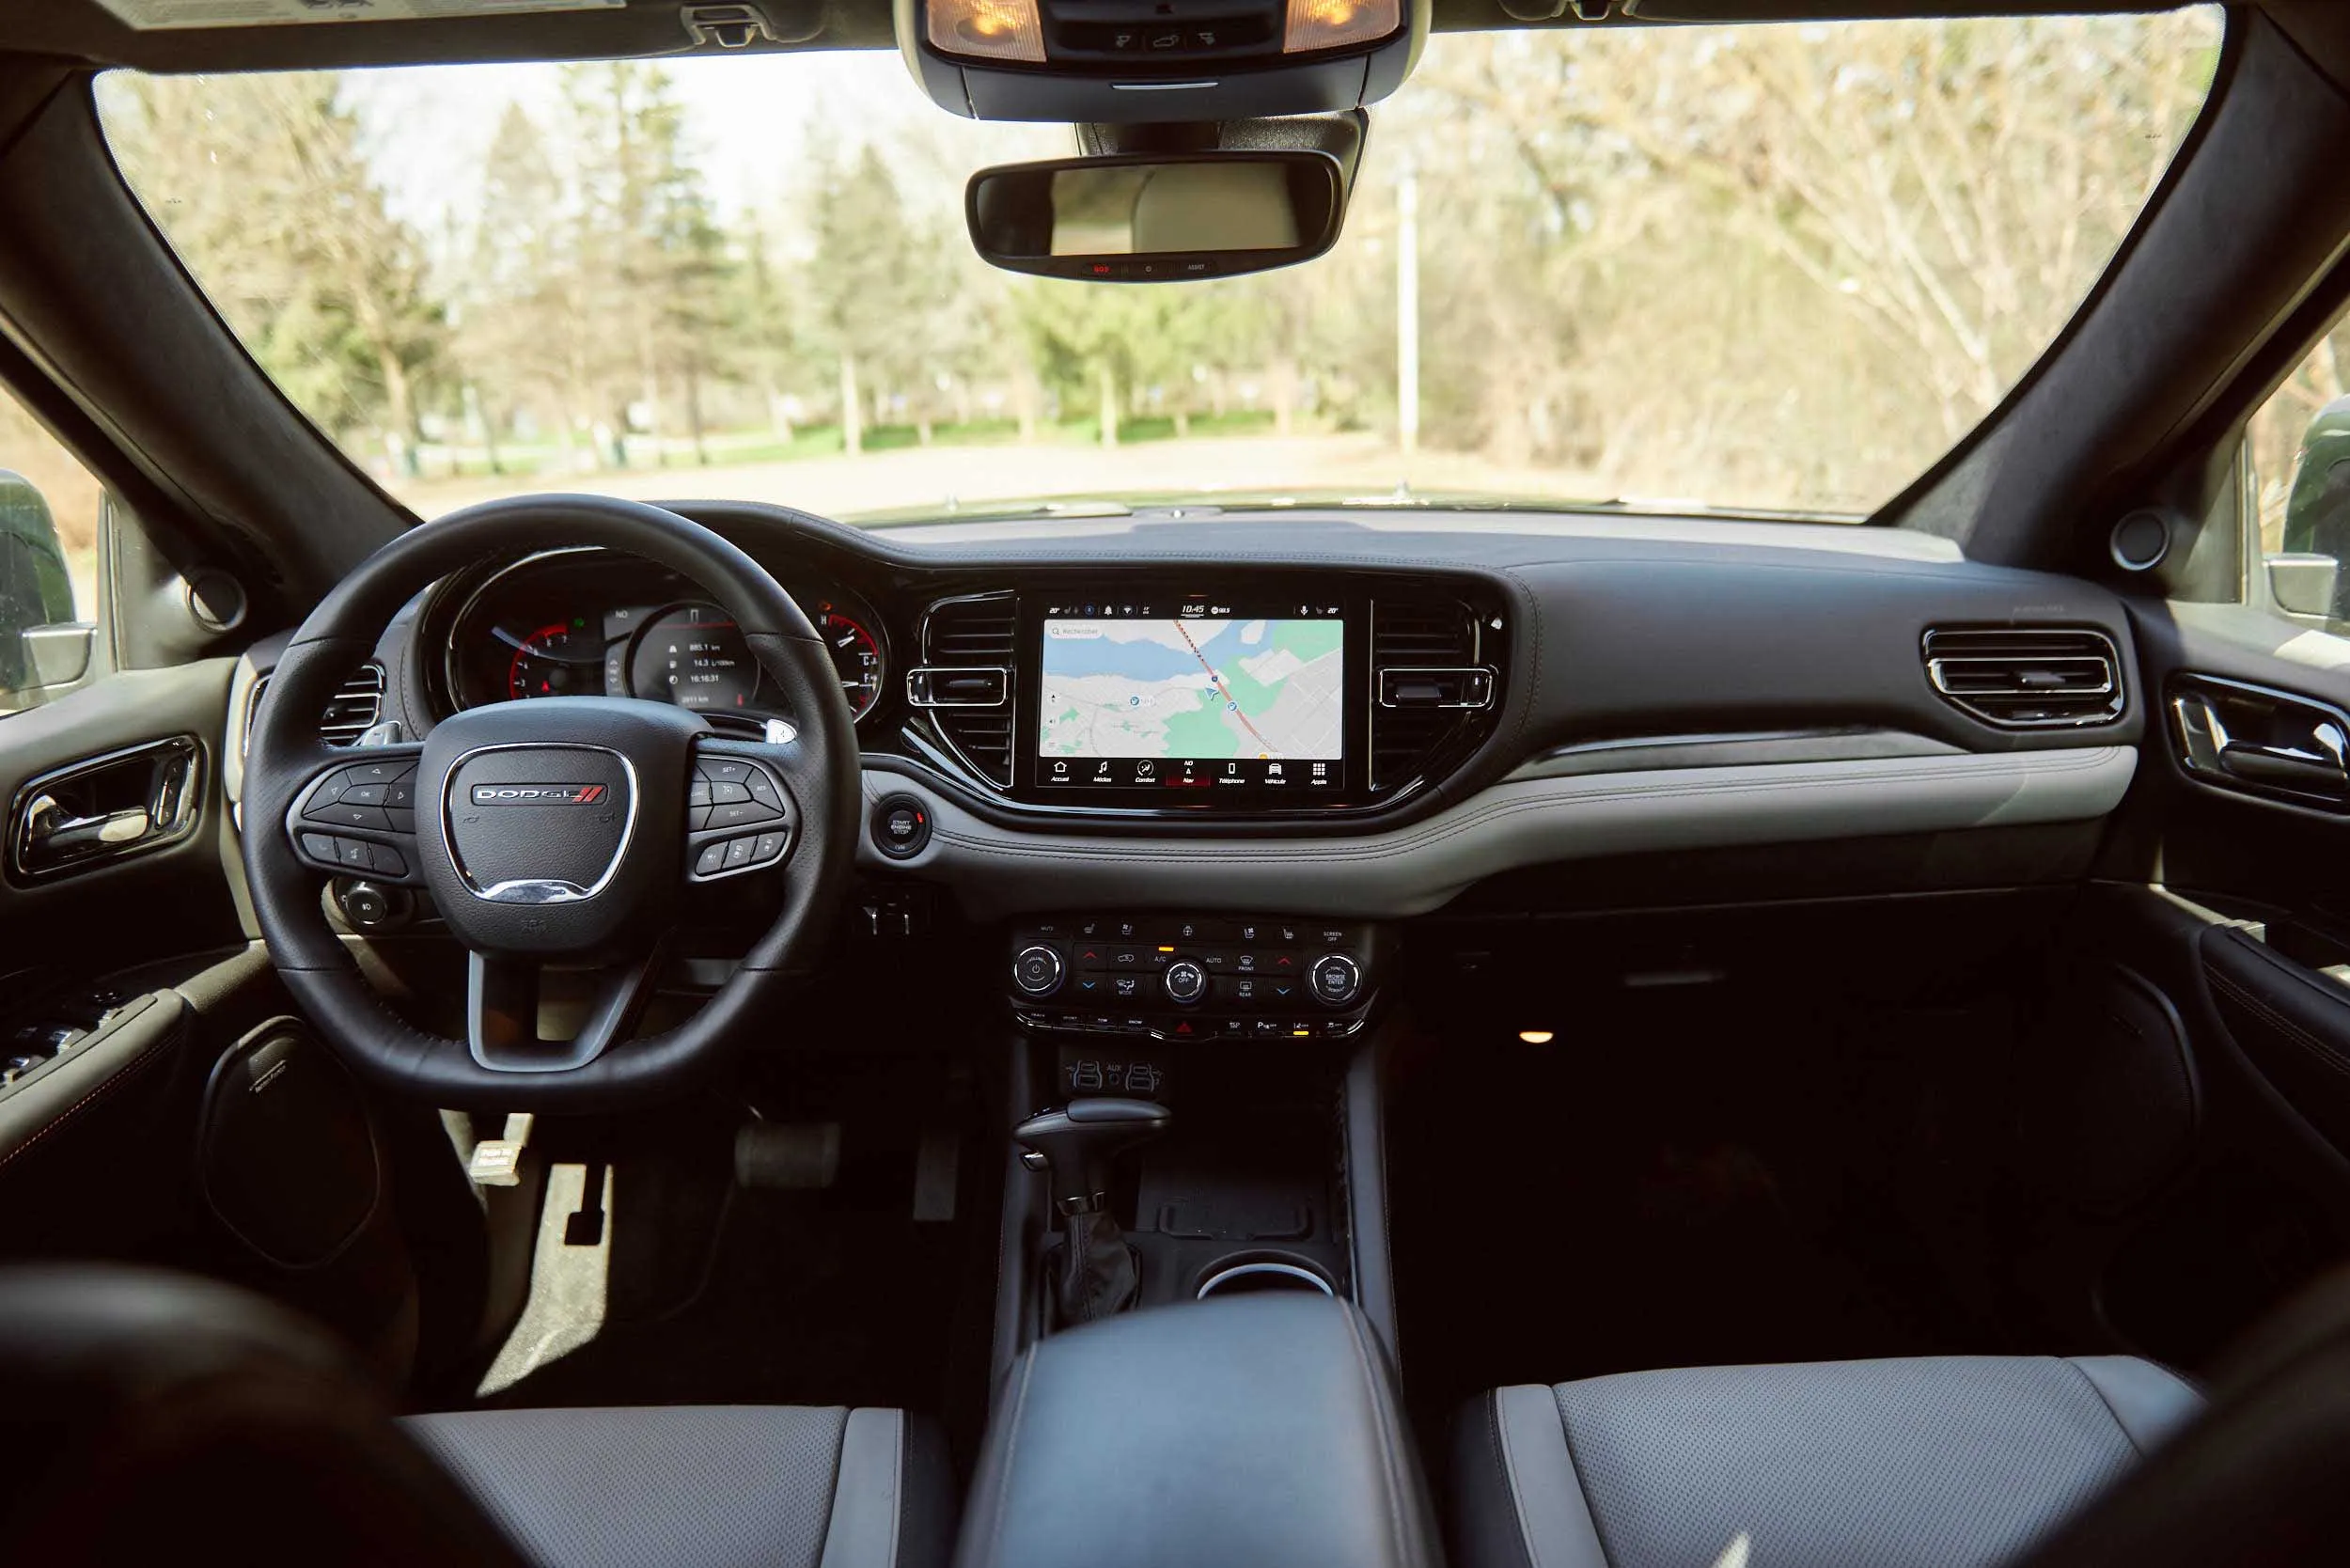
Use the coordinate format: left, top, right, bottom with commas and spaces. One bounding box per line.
1013, 945, 1067, 997
694, 841, 728, 875
710, 780, 752, 805
709, 800, 780, 830
1310, 953, 1362, 1006
722, 837, 756, 870
698, 760, 753, 784
1164, 960, 1206, 1004
688, 779, 713, 808
752, 831, 788, 862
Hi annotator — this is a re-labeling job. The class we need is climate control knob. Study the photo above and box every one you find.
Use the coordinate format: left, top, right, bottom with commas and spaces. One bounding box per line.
1308, 953, 1362, 1007
1011, 945, 1066, 998
1164, 960, 1207, 1005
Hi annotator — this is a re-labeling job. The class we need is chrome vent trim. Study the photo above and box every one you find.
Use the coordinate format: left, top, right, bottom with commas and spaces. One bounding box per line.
917, 592, 1016, 789
1922, 628, 2123, 729
244, 661, 387, 756
1370, 598, 1487, 792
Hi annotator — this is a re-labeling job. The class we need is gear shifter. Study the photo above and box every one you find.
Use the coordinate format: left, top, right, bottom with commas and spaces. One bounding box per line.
1014, 1097, 1170, 1326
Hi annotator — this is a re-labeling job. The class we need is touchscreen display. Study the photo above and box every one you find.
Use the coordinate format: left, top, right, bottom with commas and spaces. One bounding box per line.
1039, 604, 1343, 791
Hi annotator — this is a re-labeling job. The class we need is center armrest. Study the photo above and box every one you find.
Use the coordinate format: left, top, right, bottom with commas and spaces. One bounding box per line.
953, 1294, 1440, 1568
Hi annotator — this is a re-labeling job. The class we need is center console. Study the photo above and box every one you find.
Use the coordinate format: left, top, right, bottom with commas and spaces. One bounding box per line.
1005, 911, 1385, 1086
956, 1295, 1440, 1568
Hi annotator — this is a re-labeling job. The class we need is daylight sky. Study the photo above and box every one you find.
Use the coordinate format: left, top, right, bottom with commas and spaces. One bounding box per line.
338, 51, 1067, 236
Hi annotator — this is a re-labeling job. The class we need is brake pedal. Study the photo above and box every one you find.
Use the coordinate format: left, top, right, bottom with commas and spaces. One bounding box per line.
734, 1121, 841, 1190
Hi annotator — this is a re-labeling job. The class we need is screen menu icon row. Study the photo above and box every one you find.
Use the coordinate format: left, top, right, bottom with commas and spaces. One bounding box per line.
1041, 757, 1341, 788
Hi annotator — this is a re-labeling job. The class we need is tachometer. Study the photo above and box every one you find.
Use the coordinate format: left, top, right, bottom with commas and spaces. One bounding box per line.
506, 621, 603, 700
816, 604, 885, 722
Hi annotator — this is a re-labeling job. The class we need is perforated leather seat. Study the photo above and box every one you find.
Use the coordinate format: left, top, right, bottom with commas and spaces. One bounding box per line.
407, 1404, 953, 1568
1453, 1356, 2201, 1568
0, 1265, 953, 1568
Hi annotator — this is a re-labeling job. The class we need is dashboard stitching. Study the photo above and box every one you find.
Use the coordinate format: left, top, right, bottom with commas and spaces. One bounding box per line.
920, 748, 2125, 867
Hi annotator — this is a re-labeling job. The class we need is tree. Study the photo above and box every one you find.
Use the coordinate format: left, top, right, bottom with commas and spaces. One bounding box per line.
104, 72, 446, 472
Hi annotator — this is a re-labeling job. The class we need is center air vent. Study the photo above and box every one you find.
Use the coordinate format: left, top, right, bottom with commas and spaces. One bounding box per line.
1922, 628, 2123, 729
1371, 596, 1498, 793
914, 593, 1016, 789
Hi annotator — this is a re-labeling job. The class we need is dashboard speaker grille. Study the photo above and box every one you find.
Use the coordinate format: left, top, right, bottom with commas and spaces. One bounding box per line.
920, 595, 1017, 788
1922, 628, 2123, 728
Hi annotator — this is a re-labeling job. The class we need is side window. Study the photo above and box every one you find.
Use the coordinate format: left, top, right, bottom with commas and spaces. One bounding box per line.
0, 385, 102, 715
2248, 314, 2350, 630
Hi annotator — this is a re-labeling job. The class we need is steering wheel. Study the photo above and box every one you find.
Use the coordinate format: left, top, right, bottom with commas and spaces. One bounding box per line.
241, 495, 862, 1110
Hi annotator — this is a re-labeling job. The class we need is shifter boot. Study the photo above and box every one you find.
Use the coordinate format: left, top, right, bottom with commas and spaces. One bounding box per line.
1058, 1209, 1140, 1325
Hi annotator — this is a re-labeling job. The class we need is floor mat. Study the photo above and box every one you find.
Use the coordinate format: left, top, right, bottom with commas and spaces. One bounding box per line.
1386, 985, 2018, 1450
468, 1069, 998, 1429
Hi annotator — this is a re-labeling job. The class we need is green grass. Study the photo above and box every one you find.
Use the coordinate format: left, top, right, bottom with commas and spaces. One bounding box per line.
402, 407, 1288, 479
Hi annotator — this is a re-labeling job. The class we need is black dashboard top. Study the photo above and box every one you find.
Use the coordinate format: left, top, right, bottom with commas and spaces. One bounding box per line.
353, 502, 2141, 840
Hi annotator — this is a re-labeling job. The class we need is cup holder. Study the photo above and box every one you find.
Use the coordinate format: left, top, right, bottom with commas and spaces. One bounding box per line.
1194, 1253, 1336, 1301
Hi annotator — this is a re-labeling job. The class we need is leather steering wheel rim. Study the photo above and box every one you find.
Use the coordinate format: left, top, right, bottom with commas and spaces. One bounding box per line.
241, 494, 862, 1111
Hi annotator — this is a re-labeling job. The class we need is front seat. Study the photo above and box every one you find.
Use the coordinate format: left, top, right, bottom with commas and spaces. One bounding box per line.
1453, 1355, 2201, 1568
0, 1266, 953, 1568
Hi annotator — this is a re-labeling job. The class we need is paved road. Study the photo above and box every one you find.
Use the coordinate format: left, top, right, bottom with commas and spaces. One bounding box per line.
384, 432, 1606, 523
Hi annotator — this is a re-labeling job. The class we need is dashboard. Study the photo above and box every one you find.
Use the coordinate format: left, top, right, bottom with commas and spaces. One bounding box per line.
346, 501, 2151, 920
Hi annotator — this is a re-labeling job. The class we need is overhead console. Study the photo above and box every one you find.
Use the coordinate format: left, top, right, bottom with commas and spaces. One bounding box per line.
895, 0, 1428, 121
901, 572, 1506, 819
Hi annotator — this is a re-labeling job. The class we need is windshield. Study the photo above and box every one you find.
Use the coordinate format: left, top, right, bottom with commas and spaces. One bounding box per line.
95, 11, 2218, 525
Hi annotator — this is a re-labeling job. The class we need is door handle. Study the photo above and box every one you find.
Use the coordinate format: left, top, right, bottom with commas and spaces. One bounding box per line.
2170, 676, 2350, 812
22, 796, 159, 857
2217, 737, 2349, 798
6, 736, 204, 885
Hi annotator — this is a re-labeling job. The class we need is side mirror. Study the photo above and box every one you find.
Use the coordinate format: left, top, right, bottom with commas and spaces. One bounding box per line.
0, 470, 86, 697
2277, 396, 2350, 621
966, 150, 1344, 281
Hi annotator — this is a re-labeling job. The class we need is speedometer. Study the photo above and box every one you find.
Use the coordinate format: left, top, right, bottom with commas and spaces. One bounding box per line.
816, 604, 885, 722
507, 621, 602, 700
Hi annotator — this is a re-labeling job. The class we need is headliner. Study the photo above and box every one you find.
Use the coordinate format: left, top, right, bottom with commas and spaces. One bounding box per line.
5, 0, 2190, 75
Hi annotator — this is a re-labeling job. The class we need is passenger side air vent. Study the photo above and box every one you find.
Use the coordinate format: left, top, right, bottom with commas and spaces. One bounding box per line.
243, 661, 387, 756
914, 593, 1016, 789
1371, 597, 1498, 793
1922, 628, 2123, 729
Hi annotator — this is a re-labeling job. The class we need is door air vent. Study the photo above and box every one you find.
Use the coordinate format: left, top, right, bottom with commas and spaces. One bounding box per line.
1371, 597, 1497, 792
243, 662, 388, 756
914, 593, 1017, 789
1922, 628, 2123, 729
319, 662, 388, 745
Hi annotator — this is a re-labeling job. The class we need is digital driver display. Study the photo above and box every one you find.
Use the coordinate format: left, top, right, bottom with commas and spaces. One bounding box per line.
1038, 601, 1344, 791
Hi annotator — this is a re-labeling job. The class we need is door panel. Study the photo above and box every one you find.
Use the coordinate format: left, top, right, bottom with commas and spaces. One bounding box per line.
0, 657, 248, 1259
2062, 600, 2350, 1362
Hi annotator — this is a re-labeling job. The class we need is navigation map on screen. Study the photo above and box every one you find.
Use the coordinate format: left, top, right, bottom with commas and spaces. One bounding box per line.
1040, 615, 1343, 773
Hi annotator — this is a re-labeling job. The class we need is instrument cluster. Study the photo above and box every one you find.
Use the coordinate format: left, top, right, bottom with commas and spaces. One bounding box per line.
442, 550, 888, 727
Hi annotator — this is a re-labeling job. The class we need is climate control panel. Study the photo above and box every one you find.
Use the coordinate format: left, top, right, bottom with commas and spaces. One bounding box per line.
1006, 914, 1382, 1042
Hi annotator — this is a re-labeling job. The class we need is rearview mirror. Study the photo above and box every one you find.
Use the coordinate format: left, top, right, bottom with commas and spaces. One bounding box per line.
965, 151, 1344, 281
